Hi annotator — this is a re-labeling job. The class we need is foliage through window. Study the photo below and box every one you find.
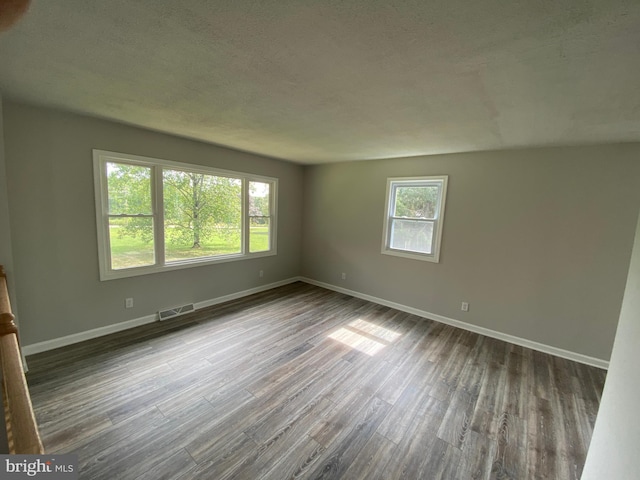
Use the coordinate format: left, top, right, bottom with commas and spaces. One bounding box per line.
94, 150, 277, 280
162, 169, 242, 262
249, 181, 272, 253
382, 176, 448, 262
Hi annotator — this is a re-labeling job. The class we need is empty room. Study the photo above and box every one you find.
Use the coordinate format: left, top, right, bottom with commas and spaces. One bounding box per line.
0, 0, 639, 479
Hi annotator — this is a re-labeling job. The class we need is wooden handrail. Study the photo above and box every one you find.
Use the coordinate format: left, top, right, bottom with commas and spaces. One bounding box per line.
0, 265, 43, 454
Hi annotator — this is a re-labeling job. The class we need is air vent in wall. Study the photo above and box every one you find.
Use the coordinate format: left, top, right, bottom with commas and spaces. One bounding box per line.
158, 303, 195, 321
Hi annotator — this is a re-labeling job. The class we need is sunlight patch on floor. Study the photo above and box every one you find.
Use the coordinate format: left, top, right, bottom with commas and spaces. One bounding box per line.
328, 319, 401, 356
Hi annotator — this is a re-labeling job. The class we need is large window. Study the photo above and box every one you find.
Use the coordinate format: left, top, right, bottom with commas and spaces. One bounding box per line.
93, 150, 277, 280
382, 176, 448, 262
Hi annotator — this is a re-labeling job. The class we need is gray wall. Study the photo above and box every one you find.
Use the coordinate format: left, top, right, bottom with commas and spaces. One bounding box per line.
581, 210, 640, 479
0, 94, 8, 266
0, 94, 12, 453
301, 146, 640, 361
0, 95, 19, 315
3, 101, 303, 346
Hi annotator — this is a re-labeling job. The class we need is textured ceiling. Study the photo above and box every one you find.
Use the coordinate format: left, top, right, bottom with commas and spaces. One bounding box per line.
0, 0, 639, 164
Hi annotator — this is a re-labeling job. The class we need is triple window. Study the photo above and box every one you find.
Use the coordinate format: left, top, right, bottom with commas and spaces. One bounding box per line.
382, 176, 448, 262
93, 150, 277, 280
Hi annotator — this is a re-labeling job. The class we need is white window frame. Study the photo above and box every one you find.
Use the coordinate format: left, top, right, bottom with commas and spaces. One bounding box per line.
381, 175, 448, 263
93, 150, 278, 281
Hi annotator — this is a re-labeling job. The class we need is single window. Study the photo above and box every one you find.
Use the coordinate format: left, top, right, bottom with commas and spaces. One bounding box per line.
93, 150, 277, 280
382, 176, 448, 262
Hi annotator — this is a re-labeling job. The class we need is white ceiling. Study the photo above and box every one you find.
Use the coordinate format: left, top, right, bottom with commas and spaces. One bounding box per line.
0, 0, 639, 164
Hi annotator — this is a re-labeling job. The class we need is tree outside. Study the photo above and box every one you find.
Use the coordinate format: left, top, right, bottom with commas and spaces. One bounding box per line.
394, 185, 438, 218
249, 181, 271, 253
163, 169, 242, 261
390, 185, 439, 253
107, 163, 255, 269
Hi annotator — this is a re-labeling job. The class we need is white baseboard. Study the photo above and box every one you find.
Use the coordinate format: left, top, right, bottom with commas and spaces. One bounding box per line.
298, 277, 609, 370
22, 277, 300, 356
193, 277, 301, 310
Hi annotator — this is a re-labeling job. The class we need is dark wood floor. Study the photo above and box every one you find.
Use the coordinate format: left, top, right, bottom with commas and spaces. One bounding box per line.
26, 282, 606, 479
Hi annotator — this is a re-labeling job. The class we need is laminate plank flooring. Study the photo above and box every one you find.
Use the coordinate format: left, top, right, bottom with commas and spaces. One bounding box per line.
26, 282, 606, 479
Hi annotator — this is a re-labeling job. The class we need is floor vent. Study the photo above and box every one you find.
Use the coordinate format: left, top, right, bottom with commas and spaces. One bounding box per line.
158, 303, 195, 321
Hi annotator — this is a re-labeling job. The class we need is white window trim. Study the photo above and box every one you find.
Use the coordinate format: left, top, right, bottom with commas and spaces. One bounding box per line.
93, 149, 278, 281
381, 175, 448, 263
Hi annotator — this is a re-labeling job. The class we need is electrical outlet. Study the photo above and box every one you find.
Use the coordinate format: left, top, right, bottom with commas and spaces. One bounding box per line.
461, 302, 469, 312
341, 272, 347, 280
259, 270, 264, 278
125, 298, 134, 309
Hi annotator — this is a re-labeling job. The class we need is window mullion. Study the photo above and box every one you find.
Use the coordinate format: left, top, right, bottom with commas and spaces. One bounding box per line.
268, 180, 276, 253
243, 178, 249, 254
154, 166, 165, 267
389, 216, 435, 222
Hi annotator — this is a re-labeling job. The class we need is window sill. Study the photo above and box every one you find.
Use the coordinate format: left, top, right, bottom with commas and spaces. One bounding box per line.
99, 249, 277, 281
381, 248, 440, 263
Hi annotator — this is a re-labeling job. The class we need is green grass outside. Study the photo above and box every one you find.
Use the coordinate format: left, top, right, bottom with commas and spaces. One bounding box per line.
110, 226, 269, 269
